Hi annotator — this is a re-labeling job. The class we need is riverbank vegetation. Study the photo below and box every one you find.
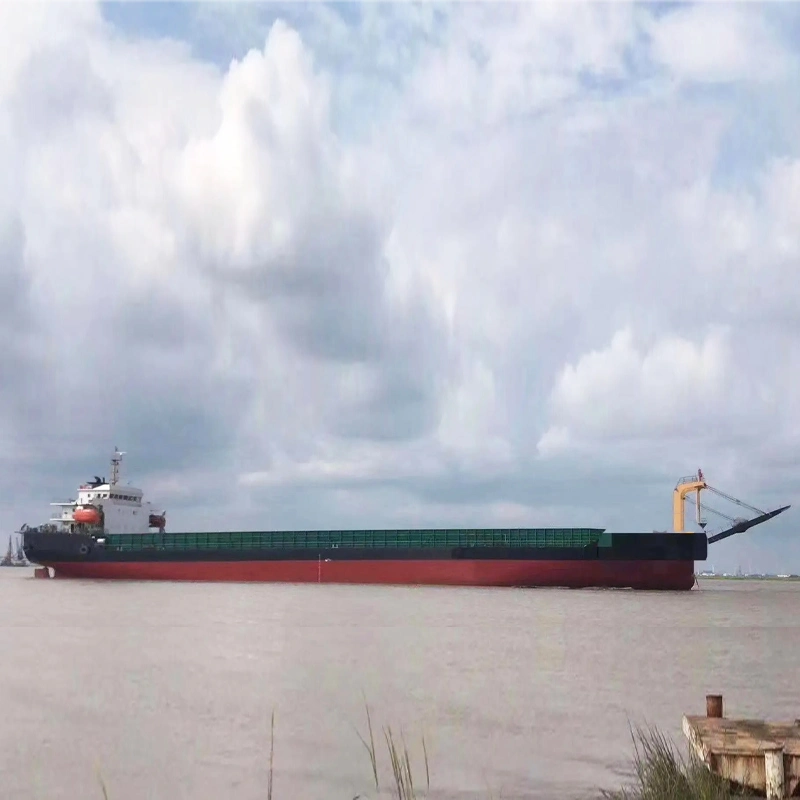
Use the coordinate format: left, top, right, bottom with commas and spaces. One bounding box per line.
95, 706, 751, 799
601, 725, 753, 800
352, 706, 752, 799
349, 711, 752, 800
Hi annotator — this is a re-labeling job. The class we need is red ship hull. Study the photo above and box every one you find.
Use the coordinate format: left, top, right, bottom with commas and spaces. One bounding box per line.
46, 558, 697, 590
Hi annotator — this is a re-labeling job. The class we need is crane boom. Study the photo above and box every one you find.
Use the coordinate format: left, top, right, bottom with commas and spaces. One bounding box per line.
707, 506, 791, 544
673, 469, 790, 544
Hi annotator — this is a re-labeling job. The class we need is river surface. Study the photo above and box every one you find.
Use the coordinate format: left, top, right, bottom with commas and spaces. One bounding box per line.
1, 570, 798, 800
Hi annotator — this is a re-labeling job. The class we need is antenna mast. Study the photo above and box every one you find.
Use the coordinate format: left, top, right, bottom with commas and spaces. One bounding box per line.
111, 447, 126, 486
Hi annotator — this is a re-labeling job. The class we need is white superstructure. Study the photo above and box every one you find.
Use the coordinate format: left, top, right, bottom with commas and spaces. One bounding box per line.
45, 448, 166, 535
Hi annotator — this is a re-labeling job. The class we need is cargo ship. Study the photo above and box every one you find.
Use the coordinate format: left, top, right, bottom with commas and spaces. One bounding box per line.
18, 449, 790, 590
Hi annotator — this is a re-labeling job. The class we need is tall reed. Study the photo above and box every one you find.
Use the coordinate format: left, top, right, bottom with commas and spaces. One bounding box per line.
355, 700, 432, 799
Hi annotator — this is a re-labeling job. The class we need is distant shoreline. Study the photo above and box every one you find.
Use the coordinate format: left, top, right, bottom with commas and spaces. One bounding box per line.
697, 573, 800, 581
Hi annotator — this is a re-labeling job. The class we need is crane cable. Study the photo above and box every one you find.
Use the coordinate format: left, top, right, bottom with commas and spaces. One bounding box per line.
704, 485, 765, 517
683, 496, 738, 526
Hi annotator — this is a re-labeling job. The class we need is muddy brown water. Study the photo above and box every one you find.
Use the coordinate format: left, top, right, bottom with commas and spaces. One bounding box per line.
1, 570, 798, 799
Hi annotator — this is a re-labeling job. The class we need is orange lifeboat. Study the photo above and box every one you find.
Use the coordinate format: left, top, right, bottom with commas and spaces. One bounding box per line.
73, 506, 101, 525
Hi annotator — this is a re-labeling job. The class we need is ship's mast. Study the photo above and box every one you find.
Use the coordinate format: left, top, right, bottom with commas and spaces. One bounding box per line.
110, 447, 126, 486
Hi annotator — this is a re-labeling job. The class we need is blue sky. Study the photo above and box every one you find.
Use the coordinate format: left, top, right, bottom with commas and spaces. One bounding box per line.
100, 2, 800, 180
1, 1, 800, 574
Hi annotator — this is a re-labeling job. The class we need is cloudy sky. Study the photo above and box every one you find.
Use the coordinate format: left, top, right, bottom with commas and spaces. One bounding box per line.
1, 1, 799, 574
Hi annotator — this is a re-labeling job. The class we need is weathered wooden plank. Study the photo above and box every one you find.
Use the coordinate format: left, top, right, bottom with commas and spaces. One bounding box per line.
684, 717, 800, 755
766, 748, 786, 800
682, 695, 800, 799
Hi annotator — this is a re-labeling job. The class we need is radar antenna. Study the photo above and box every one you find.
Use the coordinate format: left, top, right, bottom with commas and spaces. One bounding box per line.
110, 447, 126, 486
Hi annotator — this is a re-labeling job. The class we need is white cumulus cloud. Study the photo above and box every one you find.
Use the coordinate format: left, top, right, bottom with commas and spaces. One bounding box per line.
1, 1, 799, 572
538, 326, 731, 451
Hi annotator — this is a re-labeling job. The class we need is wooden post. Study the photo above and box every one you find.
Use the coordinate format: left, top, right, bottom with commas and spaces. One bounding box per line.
706, 694, 723, 718
764, 747, 785, 799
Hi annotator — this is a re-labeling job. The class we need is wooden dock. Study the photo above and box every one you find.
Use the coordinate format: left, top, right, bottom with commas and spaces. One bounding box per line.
683, 695, 800, 799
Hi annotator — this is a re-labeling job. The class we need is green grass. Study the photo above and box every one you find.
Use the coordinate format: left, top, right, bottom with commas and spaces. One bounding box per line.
601, 725, 755, 800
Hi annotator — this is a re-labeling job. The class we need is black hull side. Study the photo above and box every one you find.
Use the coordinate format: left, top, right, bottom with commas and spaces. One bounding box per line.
22, 530, 707, 565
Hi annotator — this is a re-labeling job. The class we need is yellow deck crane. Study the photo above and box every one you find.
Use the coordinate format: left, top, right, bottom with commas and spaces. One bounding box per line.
673, 469, 790, 543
